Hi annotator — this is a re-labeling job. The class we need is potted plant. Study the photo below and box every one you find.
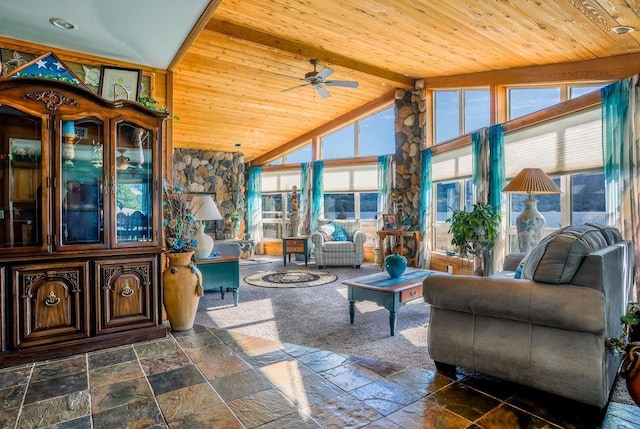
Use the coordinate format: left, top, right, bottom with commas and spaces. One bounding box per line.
446, 202, 501, 276
162, 182, 203, 331
606, 302, 640, 406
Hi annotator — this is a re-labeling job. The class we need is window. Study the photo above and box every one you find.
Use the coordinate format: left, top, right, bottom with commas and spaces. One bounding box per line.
358, 106, 395, 156
321, 124, 355, 159
571, 172, 605, 224
508, 87, 561, 120
434, 89, 490, 143
569, 85, 606, 99
285, 144, 312, 163
324, 193, 355, 219
433, 180, 473, 253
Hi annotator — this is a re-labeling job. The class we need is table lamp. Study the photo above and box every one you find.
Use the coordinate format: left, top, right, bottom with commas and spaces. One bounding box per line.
191, 194, 223, 259
502, 168, 562, 253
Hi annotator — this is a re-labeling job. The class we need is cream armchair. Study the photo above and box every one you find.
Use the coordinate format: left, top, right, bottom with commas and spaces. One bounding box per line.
311, 219, 366, 268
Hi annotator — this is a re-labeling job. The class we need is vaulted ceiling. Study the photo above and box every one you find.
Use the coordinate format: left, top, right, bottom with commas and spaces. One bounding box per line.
3, 1, 640, 162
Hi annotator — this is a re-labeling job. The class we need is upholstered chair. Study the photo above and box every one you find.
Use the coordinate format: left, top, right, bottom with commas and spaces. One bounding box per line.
311, 219, 366, 268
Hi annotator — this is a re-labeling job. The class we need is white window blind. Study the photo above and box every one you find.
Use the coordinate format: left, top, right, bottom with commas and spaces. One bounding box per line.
261, 170, 301, 192
323, 164, 378, 192
431, 145, 473, 182
504, 107, 602, 178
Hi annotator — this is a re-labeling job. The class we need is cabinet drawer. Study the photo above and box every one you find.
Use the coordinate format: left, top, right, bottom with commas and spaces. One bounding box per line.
286, 245, 305, 253
12, 261, 90, 348
400, 285, 422, 302
95, 256, 158, 334
286, 239, 306, 247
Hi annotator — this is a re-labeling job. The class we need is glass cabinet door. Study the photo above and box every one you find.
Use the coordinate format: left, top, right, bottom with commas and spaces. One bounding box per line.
59, 118, 105, 247
0, 106, 44, 250
115, 121, 154, 245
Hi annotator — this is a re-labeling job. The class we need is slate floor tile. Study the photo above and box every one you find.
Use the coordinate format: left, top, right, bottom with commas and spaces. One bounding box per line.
91, 398, 165, 429
425, 382, 501, 422
228, 387, 298, 428
17, 391, 89, 429
350, 378, 423, 416
146, 364, 205, 396
210, 368, 274, 402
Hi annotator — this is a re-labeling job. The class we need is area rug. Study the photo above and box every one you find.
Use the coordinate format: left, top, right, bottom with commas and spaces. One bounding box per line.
244, 270, 337, 288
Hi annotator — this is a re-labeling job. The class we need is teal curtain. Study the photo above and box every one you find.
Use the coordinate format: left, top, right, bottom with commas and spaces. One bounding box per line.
488, 124, 505, 212
602, 76, 640, 298
311, 161, 324, 232
602, 79, 630, 228
472, 129, 489, 203
487, 124, 505, 274
419, 149, 431, 237
377, 155, 393, 231
247, 166, 263, 252
300, 162, 312, 235
419, 148, 432, 268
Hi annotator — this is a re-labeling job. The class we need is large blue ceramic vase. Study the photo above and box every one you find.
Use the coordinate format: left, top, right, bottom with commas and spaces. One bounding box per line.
384, 252, 408, 278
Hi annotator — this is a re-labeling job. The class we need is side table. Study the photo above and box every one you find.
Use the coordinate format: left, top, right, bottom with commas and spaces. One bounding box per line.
196, 254, 240, 306
282, 235, 310, 266
378, 230, 422, 267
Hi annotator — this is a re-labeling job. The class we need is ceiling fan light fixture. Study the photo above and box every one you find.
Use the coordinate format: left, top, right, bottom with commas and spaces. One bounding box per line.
49, 17, 77, 30
611, 25, 635, 35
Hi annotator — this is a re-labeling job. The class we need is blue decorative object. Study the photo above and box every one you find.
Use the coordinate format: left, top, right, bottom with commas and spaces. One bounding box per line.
384, 252, 408, 278
332, 225, 348, 241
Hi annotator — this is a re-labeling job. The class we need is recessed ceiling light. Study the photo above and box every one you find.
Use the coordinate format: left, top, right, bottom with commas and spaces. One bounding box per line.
233, 142, 242, 148
49, 18, 77, 30
611, 25, 635, 35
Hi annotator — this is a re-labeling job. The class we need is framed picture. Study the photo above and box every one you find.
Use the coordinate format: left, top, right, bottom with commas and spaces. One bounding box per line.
382, 214, 398, 230
99, 66, 142, 101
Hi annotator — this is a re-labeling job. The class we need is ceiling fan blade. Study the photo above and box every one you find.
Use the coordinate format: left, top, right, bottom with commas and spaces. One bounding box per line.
324, 80, 359, 88
315, 85, 331, 98
281, 83, 311, 93
316, 67, 333, 80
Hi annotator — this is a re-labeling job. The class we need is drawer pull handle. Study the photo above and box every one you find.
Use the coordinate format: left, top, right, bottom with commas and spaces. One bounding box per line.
121, 284, 134, 297
45, 291, 60, 307
411, 290, 417, 296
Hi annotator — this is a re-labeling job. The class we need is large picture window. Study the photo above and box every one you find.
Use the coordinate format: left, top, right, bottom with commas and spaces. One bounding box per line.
434, 89, 490, 144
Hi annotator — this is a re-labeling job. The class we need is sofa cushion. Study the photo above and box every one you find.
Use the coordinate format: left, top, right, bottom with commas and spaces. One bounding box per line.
332, 225, 348, 241
586, 223, 622, 245
521, 224, 609, 284
317, 223, 335, 241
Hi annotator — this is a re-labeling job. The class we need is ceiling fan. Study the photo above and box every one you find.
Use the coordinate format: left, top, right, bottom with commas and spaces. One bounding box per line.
279, 59, 359, 98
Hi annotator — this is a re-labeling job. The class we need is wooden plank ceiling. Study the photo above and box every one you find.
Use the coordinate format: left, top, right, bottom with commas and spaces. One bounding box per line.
172, 0, 640, 162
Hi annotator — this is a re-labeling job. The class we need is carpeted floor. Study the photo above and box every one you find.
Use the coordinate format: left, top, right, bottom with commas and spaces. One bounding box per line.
194, 256, 634, 406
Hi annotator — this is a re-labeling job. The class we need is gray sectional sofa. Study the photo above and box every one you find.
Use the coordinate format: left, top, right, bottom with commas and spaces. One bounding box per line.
423, 224, 634, 407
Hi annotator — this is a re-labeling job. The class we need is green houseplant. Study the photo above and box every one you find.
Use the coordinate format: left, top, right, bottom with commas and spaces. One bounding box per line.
606, 302, 640, 406
446, 202, 502, 258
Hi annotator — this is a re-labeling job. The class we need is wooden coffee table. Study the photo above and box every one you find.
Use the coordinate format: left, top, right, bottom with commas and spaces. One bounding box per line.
343, 268, 443, 336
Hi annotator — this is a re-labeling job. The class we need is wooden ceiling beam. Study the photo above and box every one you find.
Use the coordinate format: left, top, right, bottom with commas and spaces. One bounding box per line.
423, 53, 640, 88
204, 17, 415, 88
168, 0, 222, 71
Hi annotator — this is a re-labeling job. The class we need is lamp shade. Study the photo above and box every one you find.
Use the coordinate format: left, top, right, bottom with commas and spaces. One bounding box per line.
502, 168, 562, 196
190, 195, 222, 221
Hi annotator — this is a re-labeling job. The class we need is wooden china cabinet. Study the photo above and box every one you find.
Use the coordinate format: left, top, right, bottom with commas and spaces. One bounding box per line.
0, 78, 167, 365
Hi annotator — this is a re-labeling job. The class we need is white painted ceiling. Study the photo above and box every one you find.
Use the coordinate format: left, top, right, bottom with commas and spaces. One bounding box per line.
0, 0, 209, 68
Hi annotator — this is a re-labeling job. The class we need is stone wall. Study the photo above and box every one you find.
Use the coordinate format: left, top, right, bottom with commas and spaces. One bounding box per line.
173, 149, 246, 238
394, 80, 426, 228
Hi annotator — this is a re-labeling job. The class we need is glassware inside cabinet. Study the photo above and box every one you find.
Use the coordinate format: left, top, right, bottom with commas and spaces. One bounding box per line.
60, 118, 104, 245
0, 106, 43, 248
115, 121, 153, 244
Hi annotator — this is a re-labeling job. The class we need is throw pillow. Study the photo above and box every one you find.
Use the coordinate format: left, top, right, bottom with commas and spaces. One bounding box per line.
332, 226, 348, 241
317, 223, 335, 241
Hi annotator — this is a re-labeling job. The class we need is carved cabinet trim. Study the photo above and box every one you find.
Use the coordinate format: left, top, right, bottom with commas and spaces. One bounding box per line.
95, 255, 158, 334
12, 261, 90, 348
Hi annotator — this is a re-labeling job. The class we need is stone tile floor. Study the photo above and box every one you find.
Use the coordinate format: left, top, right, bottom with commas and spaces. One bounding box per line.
0, 324, 639, 428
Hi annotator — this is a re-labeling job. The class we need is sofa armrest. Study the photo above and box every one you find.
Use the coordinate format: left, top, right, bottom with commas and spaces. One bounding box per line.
311, 232, 324, 247
423, 275, 604, 333
352, 230, 366, 246
214, 242, 241, 257
503, 253, 527, 271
